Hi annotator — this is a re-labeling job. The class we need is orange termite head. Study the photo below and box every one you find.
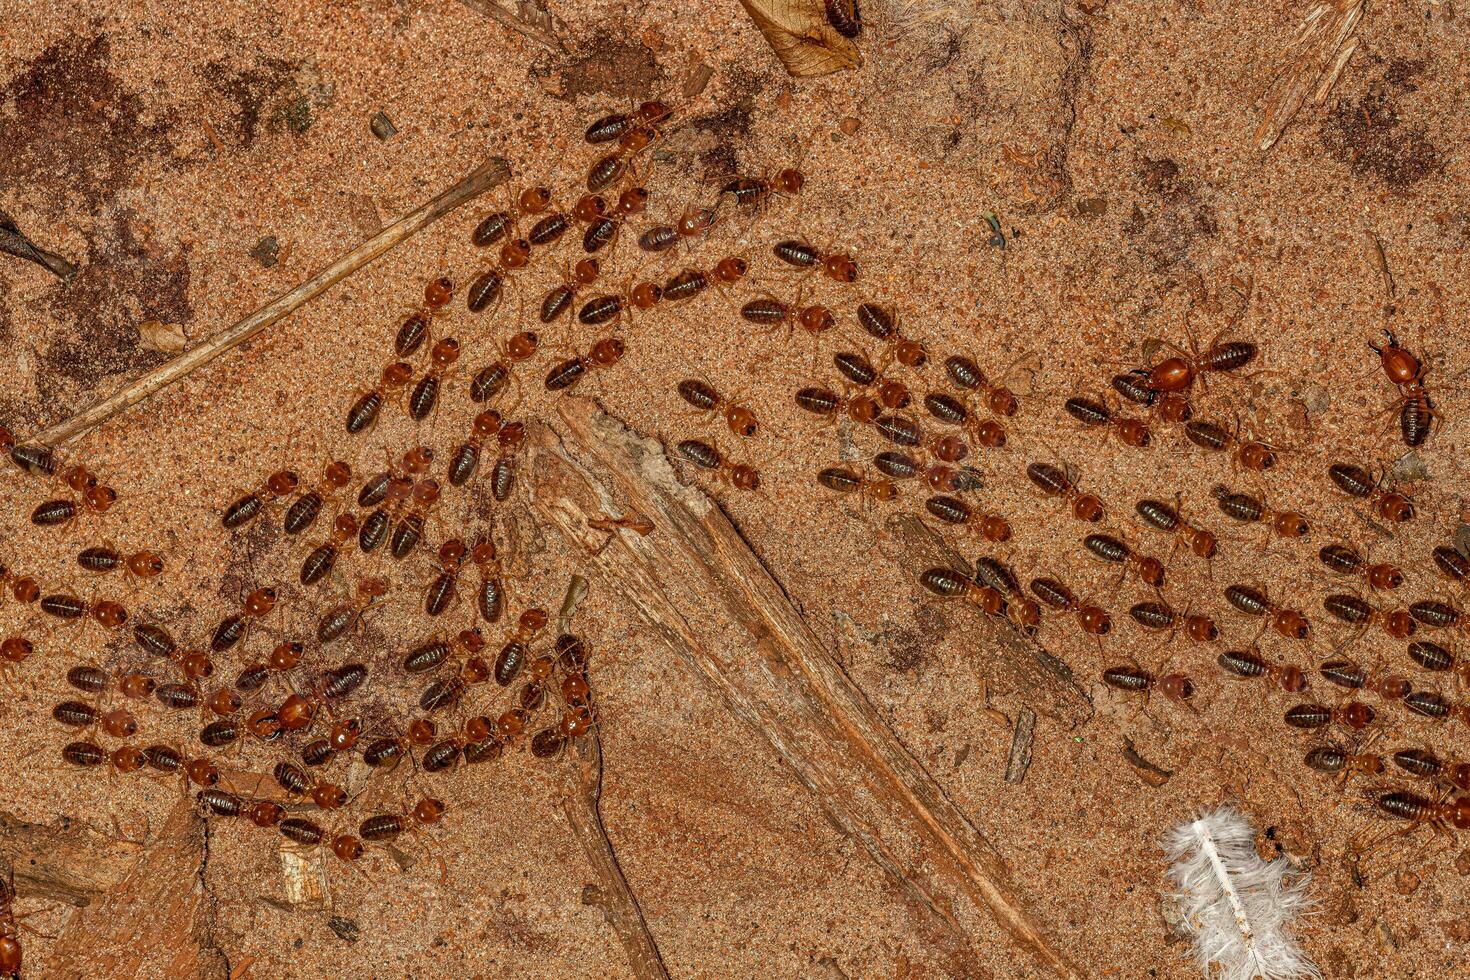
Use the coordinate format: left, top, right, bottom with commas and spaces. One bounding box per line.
127, 550, 166, 577
823, 254, 858, 283
439, 539, 468, 566
498, 421, 526, 449
617, 187, 649, 215
730, 464, 761, 491
637, 100, 672, 125
424, 276, 454, 308
324, 460, 353, 488
798, 305, 834, 334
775, 167, 804, 195
520, 608, 549, 632
590, 337, 625, 367
1158, 673, 1195, 703
1146, 357, 1195, 393
517, 186, 552, 214
0, 423, 13, 452
471, 540, 497, 565
431, 338, 461, 368
244, 587, 277, 616
573, 258, 600, 285
383, 361, 414, 386
1370, 330, 1421, 385
473, 410, 503, 438
360, 576, 390, 599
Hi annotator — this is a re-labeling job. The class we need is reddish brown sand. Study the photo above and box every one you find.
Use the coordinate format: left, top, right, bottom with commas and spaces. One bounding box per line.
1, 0, 1468, 977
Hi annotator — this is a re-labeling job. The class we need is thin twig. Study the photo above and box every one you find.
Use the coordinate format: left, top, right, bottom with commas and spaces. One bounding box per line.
25, 155, 511, 448
453, 0, 567, 51
561, 731, 671, 980
528, 398, 1082, 979
0, 209, 78, 281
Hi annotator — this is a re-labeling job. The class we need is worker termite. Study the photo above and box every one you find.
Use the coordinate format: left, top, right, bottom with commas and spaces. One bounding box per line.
675, 439, 760, 491
273, 662, 369, 735
1212, 484, 1310, 543
424, 540, 468, 617
1100, 666, 1197, 708
470, 184, 553, 248
944, 355, 1023, 418
387, 478, 441, 560
1390, 748, 1470, 791
1432, 544, 1470, 591
1283, 701, 1376, 732
493, 608, 550, 687
741, 291, 835, 340
660, 254, 751, 308
1128, 600, 1219, 645
1181, 418, 1281, 474
1321, 593, 1417, 649
923, 495, 1011, 543
1317, 542, 1403, 591
466, 234, 532, 317
76, 546, 165, 581
1304, 742, 1385, 784
1408, 599, 1466, 632
854, 303, 928, 372
210, 585, 277, 653
637, 206, 718, 254
402, 627, 485, 674
1326, 462, 1415, 522
545, 337, 626, 391
717, 158, 805, 218
1134, 497, 1218, 564
1082, 532, 1167, 588
1223, 583, 1311, 640
576, 276, 664, 329
816, 466, 898, 506
873, 450, 981, 495
282, 461, 353, 537
317, 577, 390, 644
920, 389, 1008, 448
447, 410, 502, 487
1369, 330, 1437, 447
1026, 462, 1105, 522
1062, 395, 1151, 448
30, 477, 120, 529
300, 514, 360, 587
345, 361, 414, 435
470, 341, 534, 414
582, 187, 650, 254
539, 258, 601, 323
772, 239, 858, 283
405, 339, 461, 421
794, 386, 880, 427
586, 117, 664, 193
974, 556, 1041, 630
1317, 659, 1412, 702
824, 0, 862, 36
490, 422, 526, 503
1029, 576, 1112, 649
392, 276, 454, 360
675, 379, 762, 438
918, 566, 1007, 619
1371, 790, 1470, 832
1215, 648, 1308, 692
584, 100, 673, 145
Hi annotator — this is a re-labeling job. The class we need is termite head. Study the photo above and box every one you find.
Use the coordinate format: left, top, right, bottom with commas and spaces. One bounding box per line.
1146, 357, 1195, 393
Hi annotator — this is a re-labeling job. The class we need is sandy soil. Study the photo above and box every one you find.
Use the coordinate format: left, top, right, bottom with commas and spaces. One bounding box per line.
2, 0, 1469, 977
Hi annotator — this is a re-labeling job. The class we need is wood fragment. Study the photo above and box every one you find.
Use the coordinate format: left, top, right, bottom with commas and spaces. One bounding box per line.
0, 810, 143, 905
453, 0, 566, 51
561, 731, 671, 980
278, 843, 330, 908
558, 573, 591, 632
1005, 709, 1037, 784
25, 155, 511, 448
0, 209, 77, 281
887, 513, 1092, 728
1254, 0, 1364, 152
46, 800, 228, 979
528, 398, 1082, 979
681, 61, 716, 99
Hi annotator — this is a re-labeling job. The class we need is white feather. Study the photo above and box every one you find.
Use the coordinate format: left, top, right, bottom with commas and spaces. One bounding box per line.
1162, 805, 1322, 980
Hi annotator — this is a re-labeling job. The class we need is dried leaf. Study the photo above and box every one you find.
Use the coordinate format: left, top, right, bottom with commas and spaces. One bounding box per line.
137, 318, 188, 353
737, 0, 862, 77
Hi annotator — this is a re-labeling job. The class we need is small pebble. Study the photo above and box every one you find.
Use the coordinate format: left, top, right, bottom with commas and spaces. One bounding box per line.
249, 236, 279, 268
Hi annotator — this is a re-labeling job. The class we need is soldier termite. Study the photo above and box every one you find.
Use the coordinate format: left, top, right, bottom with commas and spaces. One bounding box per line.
1369, 329, 1438, 447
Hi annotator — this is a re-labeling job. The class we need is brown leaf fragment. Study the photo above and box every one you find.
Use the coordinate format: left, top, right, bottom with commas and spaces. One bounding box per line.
737, 0, 862, 77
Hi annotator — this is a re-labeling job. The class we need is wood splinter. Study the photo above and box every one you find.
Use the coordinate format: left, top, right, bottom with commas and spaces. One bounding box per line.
528, 397, 1082, 979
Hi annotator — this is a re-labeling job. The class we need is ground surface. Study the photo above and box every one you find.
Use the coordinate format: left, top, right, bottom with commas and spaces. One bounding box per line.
2, 0, 1469, 977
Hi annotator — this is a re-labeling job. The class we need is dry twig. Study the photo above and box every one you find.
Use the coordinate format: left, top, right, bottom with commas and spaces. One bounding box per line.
454, 0, 566, 51
528, 398, 1082, 978
1255, 0, 1365, 152
0, 209, 77, 281
26, 156, 511, 448
1005, 709, 1037, 785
